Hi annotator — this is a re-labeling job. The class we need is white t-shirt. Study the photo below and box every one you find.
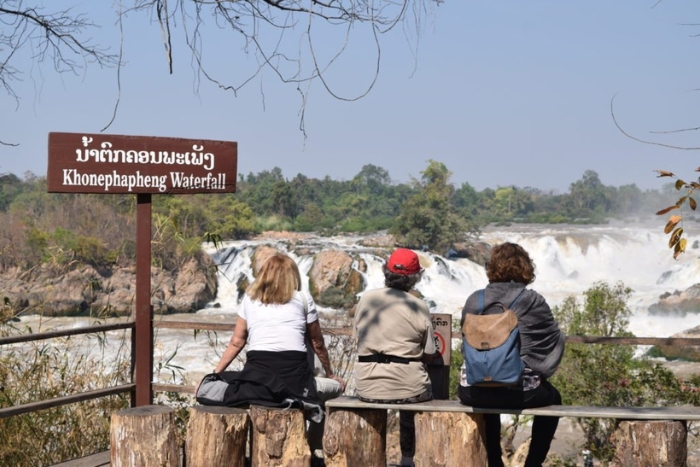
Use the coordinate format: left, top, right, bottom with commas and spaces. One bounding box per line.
239, 291, 318, 352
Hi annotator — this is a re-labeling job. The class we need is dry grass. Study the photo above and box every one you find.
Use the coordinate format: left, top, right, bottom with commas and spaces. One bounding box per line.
0, 330, 132, 466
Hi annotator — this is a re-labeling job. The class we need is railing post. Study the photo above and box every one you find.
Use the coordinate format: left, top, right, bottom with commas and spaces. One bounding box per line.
134, 193, 153, 406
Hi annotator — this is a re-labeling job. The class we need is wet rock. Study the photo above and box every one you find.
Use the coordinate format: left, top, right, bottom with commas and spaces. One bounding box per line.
450, 241, 492, 266
308, 250, 365, 309
649, 325, 700, 362
0, 253, 218, 317
649, 284, 700, 316
250, 245, 282, 276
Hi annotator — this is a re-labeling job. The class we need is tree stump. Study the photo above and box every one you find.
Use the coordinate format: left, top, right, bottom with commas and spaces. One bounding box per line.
323, 408, 387, 467
250, 405, 310, 467
185, 405, 250, 467
611, 420, 687, 467
110, 404, 179, 467
413, 411, 487, 467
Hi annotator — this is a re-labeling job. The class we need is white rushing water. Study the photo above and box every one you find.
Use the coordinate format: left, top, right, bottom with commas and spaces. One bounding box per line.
14, 222, 700, 384
202, 222, 700, 336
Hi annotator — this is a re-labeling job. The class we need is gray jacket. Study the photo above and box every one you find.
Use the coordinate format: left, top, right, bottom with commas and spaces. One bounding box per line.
461, 281, 565, 379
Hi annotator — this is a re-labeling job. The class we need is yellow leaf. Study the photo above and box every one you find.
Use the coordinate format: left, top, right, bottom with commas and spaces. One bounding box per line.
655, 170, 675, 177
656, 205, 679, 215
677, 196, 688, 207
664, 216, 682, 234
691, 198, 697, 211
669, 227, 683, 248
675, 180, 686, 190
673, 239, 687, 259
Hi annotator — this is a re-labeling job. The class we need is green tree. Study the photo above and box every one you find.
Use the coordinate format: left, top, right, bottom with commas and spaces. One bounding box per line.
611, 184, 643, 216
551, 281, 696, 463
491, 186, 534, 218
568, 170, 611, 218
352, 164, 391, 197
391, 160, 468, 252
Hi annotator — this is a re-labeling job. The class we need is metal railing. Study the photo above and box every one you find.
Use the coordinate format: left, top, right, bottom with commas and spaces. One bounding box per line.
2, 318, 700, 413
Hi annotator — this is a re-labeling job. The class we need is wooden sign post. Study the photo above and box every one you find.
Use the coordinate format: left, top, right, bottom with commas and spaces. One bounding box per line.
427, 313, 452, 400
48, 132, 237, 406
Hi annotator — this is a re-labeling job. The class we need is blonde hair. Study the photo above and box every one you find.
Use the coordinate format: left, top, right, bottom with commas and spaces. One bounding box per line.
247, 253, 302, 305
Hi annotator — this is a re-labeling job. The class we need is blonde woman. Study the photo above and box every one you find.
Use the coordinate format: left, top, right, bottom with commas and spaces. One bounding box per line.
197, 253, 345, 462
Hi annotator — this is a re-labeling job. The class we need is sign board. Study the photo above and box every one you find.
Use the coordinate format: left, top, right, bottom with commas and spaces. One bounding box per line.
429, 313, 452, 365
428, 312, 452, 399
47, 132, 237, 194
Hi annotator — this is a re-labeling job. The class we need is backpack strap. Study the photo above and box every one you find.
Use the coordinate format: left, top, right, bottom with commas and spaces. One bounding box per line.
477, 289, 485, 315
508, 288, 527, 310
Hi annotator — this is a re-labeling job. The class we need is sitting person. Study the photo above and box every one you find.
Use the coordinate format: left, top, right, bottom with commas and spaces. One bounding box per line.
458, 242, 565, 467
354, 248, 437, 467
196, 253, 345, 463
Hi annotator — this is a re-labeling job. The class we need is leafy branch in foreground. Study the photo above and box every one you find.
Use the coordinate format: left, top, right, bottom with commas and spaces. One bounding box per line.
654, 169, 700, 258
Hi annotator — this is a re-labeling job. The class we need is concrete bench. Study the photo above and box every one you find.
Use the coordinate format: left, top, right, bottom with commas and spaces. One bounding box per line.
324, 396, 700, 467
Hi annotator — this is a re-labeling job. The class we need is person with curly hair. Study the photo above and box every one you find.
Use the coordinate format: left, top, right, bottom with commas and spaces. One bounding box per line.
458, 242, 565, 467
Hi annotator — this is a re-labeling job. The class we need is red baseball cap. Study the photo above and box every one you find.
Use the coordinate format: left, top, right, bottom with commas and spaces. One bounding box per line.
387, 248, 422, 275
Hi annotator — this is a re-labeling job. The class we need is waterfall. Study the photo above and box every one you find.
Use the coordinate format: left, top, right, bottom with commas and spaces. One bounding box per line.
16, 223, 700, 383
200, 223, 700, 338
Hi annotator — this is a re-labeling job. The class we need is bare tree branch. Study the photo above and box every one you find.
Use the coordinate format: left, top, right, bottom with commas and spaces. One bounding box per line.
650, 126, 700, 135
130, 0, 441, 116
3, 0, 443, 144
1, 0, 120, 143
0, 1, 118, 95
611, 94, 700, 150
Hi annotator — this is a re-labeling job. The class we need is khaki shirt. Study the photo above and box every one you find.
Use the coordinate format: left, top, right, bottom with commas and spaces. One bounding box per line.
354, 287, 436, 400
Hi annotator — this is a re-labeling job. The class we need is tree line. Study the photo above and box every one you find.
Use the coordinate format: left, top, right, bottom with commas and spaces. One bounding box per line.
0, 161, 676, 272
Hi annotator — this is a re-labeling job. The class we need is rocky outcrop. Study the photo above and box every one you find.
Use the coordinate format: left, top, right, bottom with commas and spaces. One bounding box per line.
250, 245, 281, 276
229, 244, 366, 311
0, 253, 217, 317
308, 250, 365, 310
649, 284, 700, 316
447, 241, 492, 266
649, 325, 700, 362
358, 233, 396, 248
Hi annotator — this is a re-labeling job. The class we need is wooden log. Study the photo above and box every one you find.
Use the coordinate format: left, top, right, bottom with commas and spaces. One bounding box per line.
110, 405, 179, 467
413, 411, 487, 467
611, 420, 687, 467
185, 406, 250, 467
323, 408, 387, 467
250, 405, 310, 467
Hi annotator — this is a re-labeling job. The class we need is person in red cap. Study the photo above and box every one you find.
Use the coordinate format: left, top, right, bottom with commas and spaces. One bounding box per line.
354, 248, 438, 467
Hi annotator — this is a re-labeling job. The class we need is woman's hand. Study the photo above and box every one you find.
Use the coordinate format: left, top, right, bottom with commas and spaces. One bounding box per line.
329, 374, 346, 392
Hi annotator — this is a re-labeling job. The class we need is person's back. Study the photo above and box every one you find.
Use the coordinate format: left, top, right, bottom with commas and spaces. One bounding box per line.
241, 292, 308, 352
458, 242, 564, 467
355, 287, 433, 400
196, 253, 345, 466
353, 248, 436, 467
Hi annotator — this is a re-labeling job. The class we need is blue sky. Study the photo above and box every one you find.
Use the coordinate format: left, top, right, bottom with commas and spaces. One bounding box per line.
1, 1, 698, 192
